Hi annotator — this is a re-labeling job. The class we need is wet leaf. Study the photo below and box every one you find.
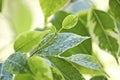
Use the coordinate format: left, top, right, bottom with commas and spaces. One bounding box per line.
0, 63, 13, 80
4, 52, 29, 74
47, 56, 85, 80
37, 33, 89, 56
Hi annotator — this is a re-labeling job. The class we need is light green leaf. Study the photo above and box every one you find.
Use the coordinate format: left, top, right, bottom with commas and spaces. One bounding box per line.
65, 54, 104, 72
37, 33, 89, 56
28, 56, 53, 80
14, 31, 49, 52
90, 75, 107, 80
14, 73, 34, 80
62, 15, 78, 29
109, 0, 120, 22
4, 52, 29, 74
47, 56, 85, 80
88, 9, 119, 62
0, 0, 2, 12
0, 63, 13, 80
39, 0, 68, 18
51, 67, 65, 80
3, 0, 32, 35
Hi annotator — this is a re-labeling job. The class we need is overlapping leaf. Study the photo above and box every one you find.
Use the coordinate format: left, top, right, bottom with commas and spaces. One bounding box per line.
28, 56, 53, 80
14, 31, 49, 52
65, 54, 104, 72
0, 63, 13, 80
90, 75, 107, 80
39, 0, 68, 18
37, 33, 89, 56
109, 0, 120, 22
4, 52, 29, 74
88, 9, 119, 61
47, 56, 85, 80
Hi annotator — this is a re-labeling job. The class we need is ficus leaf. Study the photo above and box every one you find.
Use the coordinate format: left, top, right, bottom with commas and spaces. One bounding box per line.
36, 33, 89, 56
62, 15, 78, 29
28, 56, 53, 80
47, 56, 85, 80
14, 30, 49, 52
88, 9, 119, 63
39, 0, 68, 19
4, 52, 29, 74
0, 63, 13, 80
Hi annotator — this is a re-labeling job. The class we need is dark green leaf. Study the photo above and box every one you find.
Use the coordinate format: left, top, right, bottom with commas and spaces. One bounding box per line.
14, 73, 34, 80
14, 31, 49, 52
62, 15, 78, 29
37, 33, 89, 56
88, 9, 119, 62
51, 67, 65, 80
4, 52, 29, 74
90, 75, 107, 80
0, 63, 13, 80
65, 54, 104, 72
109, 0, 120, 22
61, 38, 92, 56
28, 56, 53, 80
3, 0, 32, 35
47, 56, 85, 80
39, 0, 68, 18
0, 0, 2, 12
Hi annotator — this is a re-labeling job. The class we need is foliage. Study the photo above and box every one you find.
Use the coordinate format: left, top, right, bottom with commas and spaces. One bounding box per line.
0, 0, 120, 80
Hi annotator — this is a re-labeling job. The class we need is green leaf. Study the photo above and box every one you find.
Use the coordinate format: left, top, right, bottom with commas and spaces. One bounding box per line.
3, 0, 32, 35
37, 33, 89, 56
4, 52, 29, 74
65, 54, 104, 72
39, 0, 68, 18
51, 11, 71, 30
61, 38, 92, 56
109, 0, 120, 22
0, 63, 13, 80
14, 31, 49, 52
47, 56, 85, 80
14, 73, 34, 80
0, 0, 2, 12
62, 15, 78, 29
90, 75, 107, 80
51, 67, 65, 80
88, 9, 119, 62
28, 56, 53, 80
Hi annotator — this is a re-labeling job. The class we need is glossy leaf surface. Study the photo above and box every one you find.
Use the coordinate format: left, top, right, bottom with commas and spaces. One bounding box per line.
47, 56, 85, 80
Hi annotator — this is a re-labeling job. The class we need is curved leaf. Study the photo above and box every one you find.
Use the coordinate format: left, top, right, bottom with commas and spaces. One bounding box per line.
39, 0, 68, 18
14, 31, 49, 52
0, 63, 13, 80
37, 33, 89, 56
88, 9, 119, 62
65, 54, 104, 72
62, 15, 78, 29
109, 0, 120, 22
28, 56, 53, 80
14, 73, 34, 80
90, 75, 107, 80
47, 56, 85, 80
4, 52, 29, 74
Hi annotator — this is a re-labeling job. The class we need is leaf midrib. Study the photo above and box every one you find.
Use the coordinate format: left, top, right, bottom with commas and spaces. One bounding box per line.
93, 10, 114, 54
